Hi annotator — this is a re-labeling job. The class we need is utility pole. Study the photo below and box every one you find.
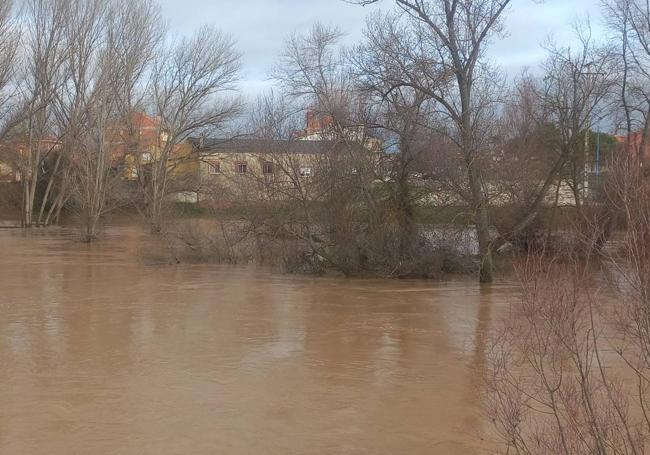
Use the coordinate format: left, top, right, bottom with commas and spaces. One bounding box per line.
595, 127, 601, 176
582, 63, 605, 202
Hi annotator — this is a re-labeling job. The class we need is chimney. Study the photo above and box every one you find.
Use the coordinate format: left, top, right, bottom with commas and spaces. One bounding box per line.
306, 110, 315, 132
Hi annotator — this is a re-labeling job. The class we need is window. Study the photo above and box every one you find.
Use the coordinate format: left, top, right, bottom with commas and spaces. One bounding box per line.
236, 161, 248, 174
141, 151, 153, 162
351, 167, 358, 175
299, 166, 312, 177
207, 160, 220, 174
262, 161, 274, 175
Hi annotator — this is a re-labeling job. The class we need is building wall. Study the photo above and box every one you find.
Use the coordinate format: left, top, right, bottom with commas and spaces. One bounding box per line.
196, 150, 326, 205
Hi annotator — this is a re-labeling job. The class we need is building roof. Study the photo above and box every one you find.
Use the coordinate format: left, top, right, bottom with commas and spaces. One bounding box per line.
190, 137, 342, 155
130, 112, 159, 129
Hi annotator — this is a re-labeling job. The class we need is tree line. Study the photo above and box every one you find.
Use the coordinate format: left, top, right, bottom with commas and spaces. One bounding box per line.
223, 0, 645, 282
0, 0, 648, 284
0, 0, 240, 238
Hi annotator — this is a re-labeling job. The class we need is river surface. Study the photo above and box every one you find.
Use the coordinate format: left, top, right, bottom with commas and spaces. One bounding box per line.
0, 225, 515, 454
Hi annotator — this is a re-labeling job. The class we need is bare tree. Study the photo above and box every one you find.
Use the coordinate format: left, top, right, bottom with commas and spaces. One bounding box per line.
491, 31, 616, 252
486, 150, 650, 454
55, 0, 114, 240
353, 13, 435, 255
486, 257, 641, 454
237, 93, 377, 275
247, 23, 469, 277
604, 0, 650, 166
110, 0, 162, 119
46, 0, 159, 240
109, 0, 163, 190
543, 31, 615, 214
273, 23, 378, 189
18, 0, 67, 227
141, 25, 241, 233
0, 0, 21, 140
351, 0, 514, 282
0, 0, 23, 208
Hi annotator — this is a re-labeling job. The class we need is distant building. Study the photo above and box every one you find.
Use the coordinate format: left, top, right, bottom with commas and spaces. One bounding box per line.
0, 137, 61, 183
107, 112, 179, 180
294, 110, 381, 151
190, 137, 330, 203
108, 112, 162, 164
182, 134, 380, 207
296, 110, 336, 141
0, 112, 168, 184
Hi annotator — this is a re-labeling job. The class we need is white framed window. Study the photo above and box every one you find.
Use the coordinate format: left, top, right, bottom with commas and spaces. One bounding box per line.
207, 161, 220, 174
236, 161, 248, 174
299, 166, 312, 177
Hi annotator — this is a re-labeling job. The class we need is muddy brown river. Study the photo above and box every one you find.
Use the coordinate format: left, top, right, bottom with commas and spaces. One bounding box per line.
0, 226, 515, 454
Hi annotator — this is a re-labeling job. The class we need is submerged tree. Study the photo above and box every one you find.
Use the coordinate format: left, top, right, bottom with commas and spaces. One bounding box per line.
19, 0, 67, 227
352, 0, 514, 282
491, 29, 616, 252
141, 25, 242, 233
61, 0, 161, 241
353, 12, 435, 259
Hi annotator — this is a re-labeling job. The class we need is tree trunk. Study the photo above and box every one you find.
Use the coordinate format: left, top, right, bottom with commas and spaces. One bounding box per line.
22, 179, 32, 227
38, 153, 63, 225
468, 166, 493, 283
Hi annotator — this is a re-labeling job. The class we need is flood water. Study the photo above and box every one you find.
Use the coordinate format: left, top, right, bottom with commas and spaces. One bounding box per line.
0, 226, 515, 454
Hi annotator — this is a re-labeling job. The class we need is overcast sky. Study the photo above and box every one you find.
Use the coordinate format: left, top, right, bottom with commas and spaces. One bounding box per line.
157, 0, 606, 99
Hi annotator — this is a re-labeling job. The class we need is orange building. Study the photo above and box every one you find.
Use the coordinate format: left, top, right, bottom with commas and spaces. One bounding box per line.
0, 137, 61, 183
0, 112, 173, 183
108, 112, 162, 163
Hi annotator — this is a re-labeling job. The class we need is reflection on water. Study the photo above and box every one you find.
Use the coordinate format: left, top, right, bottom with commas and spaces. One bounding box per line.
0, 226, 516, 454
